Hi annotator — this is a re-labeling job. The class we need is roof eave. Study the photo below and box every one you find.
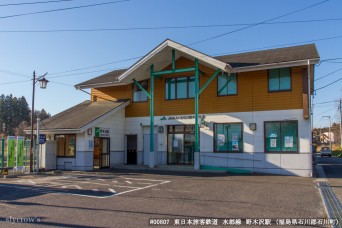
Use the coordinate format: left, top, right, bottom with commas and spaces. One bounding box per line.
231, 58, 320, 73
75, 82, 128, 90
24, 129, 82, 134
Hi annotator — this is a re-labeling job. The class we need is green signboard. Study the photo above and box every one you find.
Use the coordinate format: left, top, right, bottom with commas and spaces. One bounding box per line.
95, 127, 110, 137
16, 136, 25, 167
7, 136, 15, 167
95, 127, 100, 137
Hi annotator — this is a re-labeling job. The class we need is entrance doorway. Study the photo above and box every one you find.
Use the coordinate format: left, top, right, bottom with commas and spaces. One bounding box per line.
93, 137, 110, 169
126, 135, 137, 164
167, 125, 195, 165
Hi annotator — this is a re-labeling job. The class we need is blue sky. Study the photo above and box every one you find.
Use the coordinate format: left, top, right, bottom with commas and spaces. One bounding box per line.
0, 0, 341, 128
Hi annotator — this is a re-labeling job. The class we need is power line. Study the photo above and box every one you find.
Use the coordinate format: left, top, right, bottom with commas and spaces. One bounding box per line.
49, 80, 73, 87
4, 33, 342, 83
47, 33, 342, 77
315, 77, 342, 91
317, 58, 342, 66
313, 100, 339, 105
49, 68, 115, 78
0, 68, 29, 78
0, 80, 31, 86
314, 105, 338, 117
188, 0, 330, 46
315, 66, 342, 81
0, 0, 129, 20
48, 56, 139, 76
1, 17, 342, 33
0, 0, 75, 7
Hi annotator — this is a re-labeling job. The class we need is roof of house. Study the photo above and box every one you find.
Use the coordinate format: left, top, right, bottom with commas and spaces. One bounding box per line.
215, 44, 319, 68
75, 69, 126, 88
75, 41, 319, 89
27, 99, 129, 133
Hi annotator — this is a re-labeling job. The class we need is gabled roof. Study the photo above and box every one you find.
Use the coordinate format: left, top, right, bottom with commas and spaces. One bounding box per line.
26, 99, 130, 134
75, 40, 320, 89
215, 44, 319, 72
75, 39, 232, 89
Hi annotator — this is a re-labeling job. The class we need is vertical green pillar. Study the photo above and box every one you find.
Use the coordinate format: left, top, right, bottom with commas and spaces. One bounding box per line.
1, 138, 4, 168
194, 59, 200, 170
172, 49, 175, 72
150, 64, 155, 168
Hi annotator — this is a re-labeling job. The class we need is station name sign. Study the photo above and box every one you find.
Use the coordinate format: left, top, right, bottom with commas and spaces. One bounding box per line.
160, 115, 206, 121
95, 127, 110, 137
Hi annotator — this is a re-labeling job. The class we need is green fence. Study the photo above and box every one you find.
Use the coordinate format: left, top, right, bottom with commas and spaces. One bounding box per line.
0, 137, 37, 171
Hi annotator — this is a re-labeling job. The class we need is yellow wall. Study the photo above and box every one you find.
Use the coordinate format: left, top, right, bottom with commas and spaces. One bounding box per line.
92, 57, 304, 117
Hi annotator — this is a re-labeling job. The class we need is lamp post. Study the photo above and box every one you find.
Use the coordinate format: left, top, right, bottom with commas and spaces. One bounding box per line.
323, 116, 332, 151
30, 71, 49, 173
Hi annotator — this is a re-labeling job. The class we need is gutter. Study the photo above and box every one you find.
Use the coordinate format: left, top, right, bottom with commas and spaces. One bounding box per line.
231, 58, 320, 73
75, 81, 127, 90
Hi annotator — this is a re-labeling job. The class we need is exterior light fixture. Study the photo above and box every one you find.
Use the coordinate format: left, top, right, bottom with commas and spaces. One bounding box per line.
38, 77, 49, 89
249, 123, 257, 131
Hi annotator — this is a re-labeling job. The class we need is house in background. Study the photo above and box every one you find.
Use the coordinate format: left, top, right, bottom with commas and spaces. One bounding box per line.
321, 132, 335, 143
35, 39, 319, 177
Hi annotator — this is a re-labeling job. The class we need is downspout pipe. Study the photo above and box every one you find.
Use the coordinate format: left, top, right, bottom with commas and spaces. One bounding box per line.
308, 60, 313, 177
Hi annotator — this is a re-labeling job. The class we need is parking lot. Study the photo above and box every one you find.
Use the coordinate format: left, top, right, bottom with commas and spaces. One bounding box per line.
0, 170, 326, 227
0, 173, 170, 199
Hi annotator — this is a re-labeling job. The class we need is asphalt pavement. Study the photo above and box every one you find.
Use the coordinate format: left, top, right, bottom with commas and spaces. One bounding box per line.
0, 170, 325, 227
315, 156, 342, 204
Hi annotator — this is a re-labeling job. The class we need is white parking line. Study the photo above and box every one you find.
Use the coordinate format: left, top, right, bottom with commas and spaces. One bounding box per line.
77, 181, 109, 186
28, 180, 35, 184
123, 177, 168, 182
125, 181, 132, 184
115, 180, 170, 197
108, 189, 116, 193
61, 185, 82, 189
97, 179, 105, 181
0, 176, 171, 199
137, 182, 152, 185
112, 185, 140, 189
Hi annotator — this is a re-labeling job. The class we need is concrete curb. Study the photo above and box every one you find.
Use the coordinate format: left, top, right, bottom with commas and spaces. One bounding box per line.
315, 165, 342, 228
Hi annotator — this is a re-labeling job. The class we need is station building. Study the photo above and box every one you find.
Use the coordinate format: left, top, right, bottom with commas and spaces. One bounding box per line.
37, 39, 319, 177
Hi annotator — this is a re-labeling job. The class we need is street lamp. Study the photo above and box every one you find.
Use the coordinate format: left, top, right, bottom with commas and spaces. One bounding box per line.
323, 116, 332, 151
30, 71, 48, 173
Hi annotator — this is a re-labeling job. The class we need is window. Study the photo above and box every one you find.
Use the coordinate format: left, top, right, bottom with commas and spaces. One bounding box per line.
55, 134, 76, 157
133, 80, 148, 102
268, 68, 291, 92
217, 73, 237, 96
214, 123, 243, 152
264, 121, 298, 153
165, 76, 195, 100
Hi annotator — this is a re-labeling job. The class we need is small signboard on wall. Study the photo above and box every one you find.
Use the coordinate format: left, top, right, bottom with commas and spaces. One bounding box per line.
95, 127, 110, 137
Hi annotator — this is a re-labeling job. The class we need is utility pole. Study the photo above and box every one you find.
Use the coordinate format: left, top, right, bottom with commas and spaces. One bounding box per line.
30, 71, 36, 173
323, 116, 332, 150
340, 99, 342, 149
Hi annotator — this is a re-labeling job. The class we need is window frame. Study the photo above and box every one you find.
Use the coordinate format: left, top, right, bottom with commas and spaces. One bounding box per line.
264, 120, 299, 153
132, 80, 148, 103
268, 67, 292, 93
165, 76, 196, 100
213, 122, 244, 153
55, 134, 76, 158
217, 73, 238, 97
